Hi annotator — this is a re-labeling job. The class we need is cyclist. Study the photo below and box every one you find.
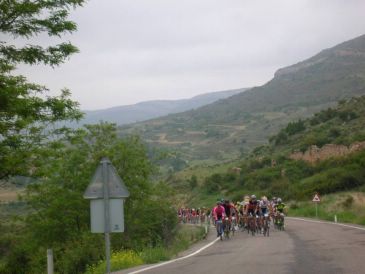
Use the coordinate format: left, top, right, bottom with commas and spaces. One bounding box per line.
260, 196, 269, 216
223, 200, 237, 233
275, 198, 286, 214
206, 207, 211, 225
274, 198, 286, 228
246, 195, 259, 233
271, 197, 278, 210
223, 200, 236, 218
259, 196, 270, 232
213, 200, 226, 237
246, 195, 259, 216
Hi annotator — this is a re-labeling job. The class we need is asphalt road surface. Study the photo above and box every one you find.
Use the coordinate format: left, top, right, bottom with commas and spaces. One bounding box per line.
115, 218, 365, 274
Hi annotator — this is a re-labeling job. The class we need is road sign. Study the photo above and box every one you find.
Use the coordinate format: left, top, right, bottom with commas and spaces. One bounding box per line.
312, 193, 320, 218
312, 193, 321, 203
90, 199, 125, 233
84, 160, 130, 199
84, 158, 130, 233
83, 157, 130, 274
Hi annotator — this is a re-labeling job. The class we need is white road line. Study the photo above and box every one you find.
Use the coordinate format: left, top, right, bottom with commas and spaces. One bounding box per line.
127, 237, 220, 274
287, 217, 365, 231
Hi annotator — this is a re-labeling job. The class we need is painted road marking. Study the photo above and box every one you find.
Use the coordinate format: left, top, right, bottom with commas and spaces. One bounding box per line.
125, 218, 364, 274
287, 217, 365, 231
127, 237, 220, 274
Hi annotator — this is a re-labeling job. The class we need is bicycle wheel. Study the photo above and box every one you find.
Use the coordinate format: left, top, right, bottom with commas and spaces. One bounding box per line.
250, 220, 255, 236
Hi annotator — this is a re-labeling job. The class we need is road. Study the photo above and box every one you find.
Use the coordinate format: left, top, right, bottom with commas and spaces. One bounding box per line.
115, 218, 365, 274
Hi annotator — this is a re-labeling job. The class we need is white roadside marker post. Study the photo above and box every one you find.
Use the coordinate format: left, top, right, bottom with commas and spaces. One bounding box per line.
47, 249, 54, 274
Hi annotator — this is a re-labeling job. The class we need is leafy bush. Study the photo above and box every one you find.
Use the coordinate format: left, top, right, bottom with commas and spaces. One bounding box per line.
85, 250, 143, 274
188, 175, 198, 189
85, 225, 205, 273
285, 119, 306, 135
204, 173, 222, 194
299, 165, 365, 197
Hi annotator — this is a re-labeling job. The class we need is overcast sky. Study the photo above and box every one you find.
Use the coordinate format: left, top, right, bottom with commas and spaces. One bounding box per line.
13, 0, 365, 110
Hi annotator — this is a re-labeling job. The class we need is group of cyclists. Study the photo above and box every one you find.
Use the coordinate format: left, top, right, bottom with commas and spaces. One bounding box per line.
178, 195, 287, 239
177, 207, 211, 224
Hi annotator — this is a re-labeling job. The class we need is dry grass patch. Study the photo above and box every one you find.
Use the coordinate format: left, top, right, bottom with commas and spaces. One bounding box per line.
0, 189, 20, 203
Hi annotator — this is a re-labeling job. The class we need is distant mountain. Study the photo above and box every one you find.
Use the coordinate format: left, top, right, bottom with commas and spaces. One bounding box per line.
75, 89, 246, 126
121, 34, 365, 167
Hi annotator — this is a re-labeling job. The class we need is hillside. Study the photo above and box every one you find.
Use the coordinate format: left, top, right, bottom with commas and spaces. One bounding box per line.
175, 96, 365, 208
121, 34, 365, 166
77, 88, 246, 126
269, 96, 365, 155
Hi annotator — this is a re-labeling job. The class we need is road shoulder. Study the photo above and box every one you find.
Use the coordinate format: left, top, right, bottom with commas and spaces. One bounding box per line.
113, 224, 218, 274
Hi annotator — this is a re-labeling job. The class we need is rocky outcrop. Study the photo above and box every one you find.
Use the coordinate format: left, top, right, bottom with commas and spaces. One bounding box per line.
274, 57, 327, 77
289, 141, 365, 164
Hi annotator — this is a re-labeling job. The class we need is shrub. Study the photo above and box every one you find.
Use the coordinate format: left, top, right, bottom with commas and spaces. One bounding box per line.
204, 174, 222, 194
188, 175, 198, 189
285, 119, 306, 135
341, 196, 354, 209
85, 250, 143, 274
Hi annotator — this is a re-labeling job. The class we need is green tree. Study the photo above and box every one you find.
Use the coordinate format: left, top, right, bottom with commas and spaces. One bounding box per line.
285, 119, 306, 135
188, 175, 198, 189
0, 0, 85, 179
3, 123, 177, 273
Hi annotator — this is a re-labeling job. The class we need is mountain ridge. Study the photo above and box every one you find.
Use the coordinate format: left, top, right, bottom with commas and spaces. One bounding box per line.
77, 88, 247, 126
120, 34, 365, 168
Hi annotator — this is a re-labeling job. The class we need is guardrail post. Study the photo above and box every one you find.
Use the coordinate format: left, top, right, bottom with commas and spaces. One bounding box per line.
47, 249, 54, 274
334, 215, 337, 223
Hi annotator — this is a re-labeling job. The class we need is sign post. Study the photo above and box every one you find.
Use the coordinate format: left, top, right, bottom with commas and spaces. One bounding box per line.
84, 157, 130, 274
312, 193, 320, 218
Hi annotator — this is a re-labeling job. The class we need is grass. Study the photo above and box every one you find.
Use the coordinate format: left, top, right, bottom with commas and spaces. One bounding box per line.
84, 225, 206, 274
85, 250, 143, 274
288, 191, 365, 225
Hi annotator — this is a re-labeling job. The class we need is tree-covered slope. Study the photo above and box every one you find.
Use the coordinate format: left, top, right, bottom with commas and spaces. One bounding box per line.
175, 96, 365, 208
270, 96, 365, 153
121, 34, 365, 166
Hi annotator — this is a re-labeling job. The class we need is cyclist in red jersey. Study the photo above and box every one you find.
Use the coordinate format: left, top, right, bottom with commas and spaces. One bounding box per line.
246, 195, 259, 216
213, 201, 226, 237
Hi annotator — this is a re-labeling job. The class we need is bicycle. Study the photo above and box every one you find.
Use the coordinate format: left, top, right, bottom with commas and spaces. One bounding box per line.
231, 216, 238, 236
241, 214, 248, 232
276, 213, 285, 231
216, 219, 224, 240
223, 217, 231, 239
247, 214, 256, 236
262, 213, 270, 237
256, 215, 262, 234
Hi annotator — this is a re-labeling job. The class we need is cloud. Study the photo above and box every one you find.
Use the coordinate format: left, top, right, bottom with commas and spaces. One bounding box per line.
10, 0, 365, 109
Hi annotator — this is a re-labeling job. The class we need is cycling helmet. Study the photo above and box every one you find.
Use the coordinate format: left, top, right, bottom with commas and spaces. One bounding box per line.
277, 198, 282, 203
251, 194, 256, 199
